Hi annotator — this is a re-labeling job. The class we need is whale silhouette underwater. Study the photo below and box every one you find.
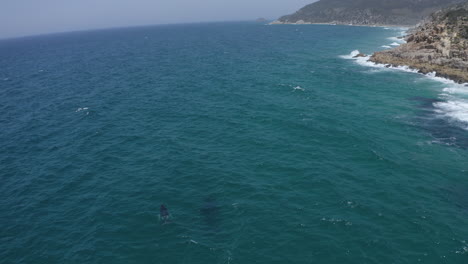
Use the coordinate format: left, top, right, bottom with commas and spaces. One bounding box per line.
159, 204, 170, 224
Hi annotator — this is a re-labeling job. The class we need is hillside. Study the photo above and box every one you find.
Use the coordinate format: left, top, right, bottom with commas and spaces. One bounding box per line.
370, 2, 468, 83
274, 0, 464, 26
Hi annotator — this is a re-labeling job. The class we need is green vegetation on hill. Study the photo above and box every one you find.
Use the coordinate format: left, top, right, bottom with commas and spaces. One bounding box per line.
277, 0, 465, 26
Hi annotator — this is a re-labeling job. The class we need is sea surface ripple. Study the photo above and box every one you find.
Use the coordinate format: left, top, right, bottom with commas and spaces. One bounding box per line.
0, 22, 467, 264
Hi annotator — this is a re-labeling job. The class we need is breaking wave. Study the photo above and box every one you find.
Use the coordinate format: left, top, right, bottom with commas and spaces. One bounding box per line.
340, 26, 468, 132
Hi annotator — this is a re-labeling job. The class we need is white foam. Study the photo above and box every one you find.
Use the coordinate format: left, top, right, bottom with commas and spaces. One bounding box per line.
76, 107, 89, 112
390, 42, 400, 46
340, 50, 361, 59
424, 71, 464, 86
443, 86, 468, 95
381, 45, 391, 48
387, 36, 406, 43
341, 50, 420, 73
293, 86, 305, 91
433, 100, 468, 129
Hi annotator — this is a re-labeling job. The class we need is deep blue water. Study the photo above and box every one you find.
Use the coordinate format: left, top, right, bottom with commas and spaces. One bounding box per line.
0, 22, 467, 264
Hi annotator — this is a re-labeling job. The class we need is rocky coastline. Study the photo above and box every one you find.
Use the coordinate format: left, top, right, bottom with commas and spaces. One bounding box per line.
370, 3, 468, 84
269, 20, 412, 28
275, 0, 463, 27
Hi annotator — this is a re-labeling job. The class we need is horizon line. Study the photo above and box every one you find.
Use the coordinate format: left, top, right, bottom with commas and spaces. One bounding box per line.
0, 19, 275, 41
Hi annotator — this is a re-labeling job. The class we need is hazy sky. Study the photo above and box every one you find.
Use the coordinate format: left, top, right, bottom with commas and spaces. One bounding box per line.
0, 0, 315, 39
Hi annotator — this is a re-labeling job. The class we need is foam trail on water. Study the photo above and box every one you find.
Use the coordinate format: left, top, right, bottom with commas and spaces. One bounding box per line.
387, 36, 406, 43
339, 50, 360, 59
293, 86, 305, 91
443, 86, 468, 95
433, 100, 468, 130
340, 50, 416, 72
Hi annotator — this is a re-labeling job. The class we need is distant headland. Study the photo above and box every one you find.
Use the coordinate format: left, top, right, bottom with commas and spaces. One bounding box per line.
272, 0, 465, 27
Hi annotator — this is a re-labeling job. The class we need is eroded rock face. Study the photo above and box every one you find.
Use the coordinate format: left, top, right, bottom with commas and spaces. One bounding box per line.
370, 3, 468, 83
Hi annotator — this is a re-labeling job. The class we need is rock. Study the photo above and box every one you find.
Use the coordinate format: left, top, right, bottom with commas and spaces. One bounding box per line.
269, 20, 285, 25
370, 2, 468, 83
353, 53, 367, 58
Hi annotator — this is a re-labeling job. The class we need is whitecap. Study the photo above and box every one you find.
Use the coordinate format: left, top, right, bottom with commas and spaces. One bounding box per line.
424, 72, 462, 86
443, 86, 468, 95
387, 36, 406, 43
390, 42, 400, 46
339, 50, 361, 59
433, 100, 468, 129
293, 86, 305, 91
341, 50, 419, 73
76, 107, 89, 112
381, 45, 391, 48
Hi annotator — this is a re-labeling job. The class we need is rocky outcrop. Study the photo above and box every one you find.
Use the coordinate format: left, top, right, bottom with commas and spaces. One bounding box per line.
370, 2, 468, 83
275, 0, 464, 26
353, 53, 367, 58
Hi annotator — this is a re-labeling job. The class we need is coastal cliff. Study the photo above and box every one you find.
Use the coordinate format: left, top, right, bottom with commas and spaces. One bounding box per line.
370, 2, 468, 83
274, 0, 463, 26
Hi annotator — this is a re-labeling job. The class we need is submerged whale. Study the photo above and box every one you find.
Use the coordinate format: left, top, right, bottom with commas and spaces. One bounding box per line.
200, 197, 221, 231
160, 204, 170, 223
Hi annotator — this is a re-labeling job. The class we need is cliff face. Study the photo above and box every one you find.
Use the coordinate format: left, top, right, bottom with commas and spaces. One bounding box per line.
370, 3, 468, 83
275, 0, 463, 26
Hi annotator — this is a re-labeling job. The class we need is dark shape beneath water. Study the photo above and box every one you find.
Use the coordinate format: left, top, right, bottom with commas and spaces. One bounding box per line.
160, 204, 170, 222
200, 197, 221, 231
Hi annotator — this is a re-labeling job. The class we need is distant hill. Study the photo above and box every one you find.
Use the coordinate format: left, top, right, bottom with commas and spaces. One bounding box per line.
274, 0, 465, 26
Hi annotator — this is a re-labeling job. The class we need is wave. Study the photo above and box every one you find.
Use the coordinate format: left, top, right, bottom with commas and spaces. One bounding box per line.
293, 86, 305, 91
433, 100, 468, 130
443, 86, 468, 95
387, 36, 406, 43
341, 47, 468, 131
339, 50, 361, 59
76, 107, 89, 112
390, 42, 400, 46
381, 45, 391, 48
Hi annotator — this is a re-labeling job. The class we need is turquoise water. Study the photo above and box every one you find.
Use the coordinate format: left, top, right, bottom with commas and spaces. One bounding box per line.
0, 22, 467, 263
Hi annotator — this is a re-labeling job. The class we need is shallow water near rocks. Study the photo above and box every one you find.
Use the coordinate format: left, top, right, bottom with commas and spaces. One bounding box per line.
0, 22, 467, 263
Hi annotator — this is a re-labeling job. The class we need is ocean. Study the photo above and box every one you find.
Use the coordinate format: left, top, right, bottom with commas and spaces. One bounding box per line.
0, 22, 467, 264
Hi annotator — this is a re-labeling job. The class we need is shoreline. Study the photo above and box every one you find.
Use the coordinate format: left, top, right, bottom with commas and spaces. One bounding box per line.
269, 21, 415, 28
357, 54, 468, 86
369, 55, 468, 84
